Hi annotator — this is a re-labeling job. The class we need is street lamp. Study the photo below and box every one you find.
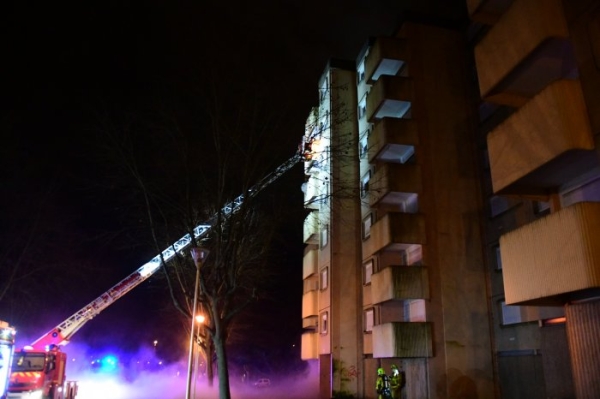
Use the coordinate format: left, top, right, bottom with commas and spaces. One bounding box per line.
186, 247, 209, 399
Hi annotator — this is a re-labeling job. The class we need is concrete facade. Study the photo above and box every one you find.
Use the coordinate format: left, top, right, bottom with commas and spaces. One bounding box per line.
471, 1, 600, 398
301, 1, 600, 397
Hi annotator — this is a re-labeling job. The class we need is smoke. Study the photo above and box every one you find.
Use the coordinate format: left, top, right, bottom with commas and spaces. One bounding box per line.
11, 337, 320, 399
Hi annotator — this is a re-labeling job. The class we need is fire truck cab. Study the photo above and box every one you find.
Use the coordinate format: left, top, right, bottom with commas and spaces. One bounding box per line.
8, 346, 76, 399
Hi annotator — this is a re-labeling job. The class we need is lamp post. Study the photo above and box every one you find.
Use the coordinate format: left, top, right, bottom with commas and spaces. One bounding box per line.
186, 247, 209, 399
193, 313, 205, 396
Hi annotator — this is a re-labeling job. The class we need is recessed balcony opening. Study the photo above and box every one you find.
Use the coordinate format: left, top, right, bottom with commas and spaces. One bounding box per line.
403, 299, 426, 322
483, 39, 578, 106
374, 194, 420, 215
372, 59, 406, 82
378, 144, 415, 164
369, 212, 426, 254
374, 100, 412, 120
380, 300, 404, 324
302, 315, 318, 329
401, 244, 423, 265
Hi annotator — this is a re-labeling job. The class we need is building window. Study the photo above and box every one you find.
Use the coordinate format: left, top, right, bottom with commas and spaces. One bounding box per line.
359, 130, 370, 159
320, 224, 329, 249
320, 267, 329, 291
494, 245, 502, 270
364, 308, 374, 332
320, 311, 328, 334
363, 259, 374, 285
357, 61, 366, 84
362, 213, 373, 239
500, 300, 522, 325
361, 171, 371, 198
358, 97, 367, 120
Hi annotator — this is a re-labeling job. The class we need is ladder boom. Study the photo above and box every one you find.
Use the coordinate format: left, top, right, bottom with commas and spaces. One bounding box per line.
31, 153, 302, 349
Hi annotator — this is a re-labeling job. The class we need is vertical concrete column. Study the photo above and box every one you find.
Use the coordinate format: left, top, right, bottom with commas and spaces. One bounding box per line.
565, 300, 600, 399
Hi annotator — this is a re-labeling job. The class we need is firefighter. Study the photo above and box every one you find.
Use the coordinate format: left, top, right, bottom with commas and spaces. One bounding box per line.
376, 367, 392, 399
389, 364, 404, 399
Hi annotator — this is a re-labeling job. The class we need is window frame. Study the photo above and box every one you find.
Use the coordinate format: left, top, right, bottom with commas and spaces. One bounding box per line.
320, 267, 329, 291
363, 259, 374, 285
362, 213, 373, 239
320, 311, 328, 335
364, 308, 374, 333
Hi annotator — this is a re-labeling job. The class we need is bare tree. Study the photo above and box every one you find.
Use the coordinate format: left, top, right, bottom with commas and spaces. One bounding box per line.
93, 72, 299, 399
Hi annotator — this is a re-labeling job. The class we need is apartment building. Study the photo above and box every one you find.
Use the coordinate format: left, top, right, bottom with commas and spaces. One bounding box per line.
302, 1, 600, 398
301, 21, 495, 398
301, 59, 363, 398
469, 0, 600, 398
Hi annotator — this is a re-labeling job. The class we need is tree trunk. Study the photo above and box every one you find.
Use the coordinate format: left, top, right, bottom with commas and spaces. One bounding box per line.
214, 334, 231, 399
205, 338, 214, 388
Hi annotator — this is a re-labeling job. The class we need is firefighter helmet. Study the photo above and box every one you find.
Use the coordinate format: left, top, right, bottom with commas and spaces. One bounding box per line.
377, 368, 385, 375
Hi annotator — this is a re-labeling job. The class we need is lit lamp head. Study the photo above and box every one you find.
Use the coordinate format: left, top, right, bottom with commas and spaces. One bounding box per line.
190, 248, 210, 266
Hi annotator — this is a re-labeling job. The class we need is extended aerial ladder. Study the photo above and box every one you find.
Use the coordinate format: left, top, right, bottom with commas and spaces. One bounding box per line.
31, 151, 304, 350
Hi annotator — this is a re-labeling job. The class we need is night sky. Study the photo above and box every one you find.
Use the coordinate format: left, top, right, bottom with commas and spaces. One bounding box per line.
1, 0, 462, 375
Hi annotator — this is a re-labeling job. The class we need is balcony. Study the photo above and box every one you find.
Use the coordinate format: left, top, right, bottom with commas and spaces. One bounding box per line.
467, 0, 513, 25
487, 79, 595, 195
303, 211, 319, 245
303, 315, 318, 329
301, 331, 319, 360
303, 177, 321, 210
369, 163, 421, 208
303, 249, 318, 279
474, 0, 575, 106
501, 202, 600, 306
371, 266, 429, 304
368, 118, 418, 164
373, 322, 433, 358
369, 213, 426, 254
302, 290, 318, 319
364, 37, 408, 83
366, 76, 413, 122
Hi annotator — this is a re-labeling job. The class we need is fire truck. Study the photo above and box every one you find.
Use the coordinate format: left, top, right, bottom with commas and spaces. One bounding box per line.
6, 151, 304, 399
0, 321, 16, 399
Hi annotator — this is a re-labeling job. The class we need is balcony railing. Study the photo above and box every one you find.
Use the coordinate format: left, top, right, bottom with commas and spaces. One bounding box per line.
301, 331, 319, 360
369, 213, 426, 254
304, 177, 321, 210
487, 79, 595, 195
371, 266, 429, 304
303, 249, 318, 279
368, 118, 418, 164
373, 322, 433, 358
303, 315, 318, 330
302, 290, 318, 319
366, 76, 413, 122
364, 37, 408, 83
501, 202, 600, 306
303, 211, 319, 245
474, 0, 573, 106
369, 163, 421, 208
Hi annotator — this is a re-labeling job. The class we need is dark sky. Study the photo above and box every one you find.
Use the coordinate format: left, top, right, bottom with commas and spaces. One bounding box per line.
1, 0, 465, 369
